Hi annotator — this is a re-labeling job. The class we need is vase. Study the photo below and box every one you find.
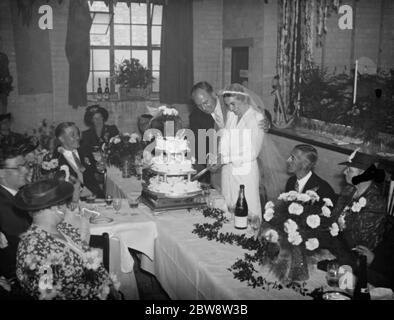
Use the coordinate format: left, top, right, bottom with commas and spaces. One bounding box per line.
287, 246, 309, 282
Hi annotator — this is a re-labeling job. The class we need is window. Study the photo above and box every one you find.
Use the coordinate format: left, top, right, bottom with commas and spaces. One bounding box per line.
88, 1, 162, 98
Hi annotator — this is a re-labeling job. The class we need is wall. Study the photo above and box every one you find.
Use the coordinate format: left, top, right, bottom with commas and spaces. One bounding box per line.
193, 0, 223, 90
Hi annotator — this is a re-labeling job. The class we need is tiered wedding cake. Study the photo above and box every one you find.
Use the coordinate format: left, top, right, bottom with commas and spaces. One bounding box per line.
147, 136, 201, 195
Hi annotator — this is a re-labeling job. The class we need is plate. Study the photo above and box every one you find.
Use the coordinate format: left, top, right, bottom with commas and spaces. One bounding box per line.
322, 291, 352, 300
90, 217, 114, 225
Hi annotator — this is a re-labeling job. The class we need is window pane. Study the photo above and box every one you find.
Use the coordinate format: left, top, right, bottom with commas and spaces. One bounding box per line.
92, 71, 110, 92
152, 50, 160, 70
92, 49, 110, 70
90, 26, 110, 45
89, 1, 108, 12
152, 26, 161, 46
115, 50, 131, 65
152, 5, 162, 25
114, 2, 130, 23
152, 71, 160, 93
132, 25, 147, 46
131, 3, 147, 24
114, 24, 131, 46
87, 72, 93, 92
132, 50, 147, 68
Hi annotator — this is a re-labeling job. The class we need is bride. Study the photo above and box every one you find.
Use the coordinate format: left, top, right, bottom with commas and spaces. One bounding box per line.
210, 83, 283, 220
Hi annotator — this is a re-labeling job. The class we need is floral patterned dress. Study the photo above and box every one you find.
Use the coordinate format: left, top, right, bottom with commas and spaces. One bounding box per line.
16, 222, 116, 300
333, 182, 387, 251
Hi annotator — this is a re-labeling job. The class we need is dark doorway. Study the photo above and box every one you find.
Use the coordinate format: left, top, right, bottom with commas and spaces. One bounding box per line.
231, 47, 249, 86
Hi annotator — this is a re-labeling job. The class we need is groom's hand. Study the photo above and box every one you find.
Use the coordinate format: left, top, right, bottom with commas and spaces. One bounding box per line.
258, 118, 271, 133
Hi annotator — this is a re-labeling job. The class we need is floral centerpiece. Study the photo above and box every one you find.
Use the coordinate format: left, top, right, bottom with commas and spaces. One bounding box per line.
260, 190, 337, 282
104, 132, 143, 177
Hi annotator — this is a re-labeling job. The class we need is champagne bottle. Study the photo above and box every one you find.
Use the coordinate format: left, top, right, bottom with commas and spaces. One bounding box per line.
97, 78, 103, 101
234, 184, 248, 230
353, 254, 371, 300
104, 78, 110, 100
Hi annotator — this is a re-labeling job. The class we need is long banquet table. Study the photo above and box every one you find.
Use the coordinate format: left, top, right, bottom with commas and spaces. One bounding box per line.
104, 168, 332, 300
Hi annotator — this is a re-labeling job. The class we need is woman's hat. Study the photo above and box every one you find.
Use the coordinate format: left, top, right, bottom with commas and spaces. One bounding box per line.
14, 179, 74, 211
84, 105, 109, 126
338, 148, 377, 170
0, 113, 11, 122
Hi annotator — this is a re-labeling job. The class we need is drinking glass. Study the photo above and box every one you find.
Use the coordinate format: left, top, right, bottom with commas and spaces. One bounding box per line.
112, 198, 122, 214
105, 195, 113, 206
326, 261, 340, 288
248, 215, 261, 239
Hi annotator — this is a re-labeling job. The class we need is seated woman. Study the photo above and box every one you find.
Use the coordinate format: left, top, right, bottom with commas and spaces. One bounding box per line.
14, 179, 120, 300
322, 150, 387, 273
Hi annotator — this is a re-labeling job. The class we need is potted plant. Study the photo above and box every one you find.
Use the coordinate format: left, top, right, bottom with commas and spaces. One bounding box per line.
114, 58, 154, 101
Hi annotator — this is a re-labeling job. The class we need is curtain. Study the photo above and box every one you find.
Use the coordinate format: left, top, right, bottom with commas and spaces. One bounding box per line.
159, 0, 193, 104
10, 0, 53, 95
65, 0, 92, 108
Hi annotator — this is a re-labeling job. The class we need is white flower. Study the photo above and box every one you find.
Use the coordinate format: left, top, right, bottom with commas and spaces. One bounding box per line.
323, 198, 334, 207
263, 208, 275, 222
297, 193, 311, 202
305, 238, 319, 251
306, 214, 321, 229
42, 161, 50, 170
84, 249, 102, 270
330, 223, 339, 236
358, 197, 367, 208
288, 202, 304, 215
109, 273, 121, 291
284, 219, 298, 234
264, 201, 275, 210
338, 213, 346, 230
305, 190, 320, 202
113, 137, 121, 144
123, 132, 131, 136
321, 206, 331, 217
288, 231, 302, 245
263, 229, 279, 243
351, 202, 363, 212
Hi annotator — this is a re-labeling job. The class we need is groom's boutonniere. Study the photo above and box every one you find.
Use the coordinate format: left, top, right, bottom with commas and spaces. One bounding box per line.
351, 197, 367, 213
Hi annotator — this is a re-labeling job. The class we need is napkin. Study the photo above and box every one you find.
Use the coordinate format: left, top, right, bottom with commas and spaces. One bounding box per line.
338, 265, 355, 290
370, 287, 394, 300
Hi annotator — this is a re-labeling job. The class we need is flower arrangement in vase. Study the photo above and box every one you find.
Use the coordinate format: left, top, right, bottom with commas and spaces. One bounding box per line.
260, 190, 337, 282
104, 132, 143, 177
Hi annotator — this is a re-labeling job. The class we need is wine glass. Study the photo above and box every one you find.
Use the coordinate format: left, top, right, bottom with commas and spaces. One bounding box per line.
112, 198, 122, 215
248, 215, 261, 239
105, 195, 113, 207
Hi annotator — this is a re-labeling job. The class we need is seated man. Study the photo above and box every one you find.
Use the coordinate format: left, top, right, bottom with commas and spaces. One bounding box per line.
53, 122, 104, 198
0, 145, 32, 280
285, 144, 336, 203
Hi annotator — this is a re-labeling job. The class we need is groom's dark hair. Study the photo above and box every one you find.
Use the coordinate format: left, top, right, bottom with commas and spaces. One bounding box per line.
294, 144, 318, 169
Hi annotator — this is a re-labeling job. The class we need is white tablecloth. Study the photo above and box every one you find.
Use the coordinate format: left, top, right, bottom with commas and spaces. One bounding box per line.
106, 170, 331, 300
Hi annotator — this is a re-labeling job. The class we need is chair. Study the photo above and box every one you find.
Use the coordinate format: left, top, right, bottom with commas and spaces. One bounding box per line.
89, 233, 110, 272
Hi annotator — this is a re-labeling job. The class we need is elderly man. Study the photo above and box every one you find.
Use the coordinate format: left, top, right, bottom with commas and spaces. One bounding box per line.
190, 81, 270, 185
285, 144, 336, 203
0, 145, 32, 280
53, 122, 104, 199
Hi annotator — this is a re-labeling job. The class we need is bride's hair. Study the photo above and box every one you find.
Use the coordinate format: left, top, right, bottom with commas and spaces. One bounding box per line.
222, 83, 250, 104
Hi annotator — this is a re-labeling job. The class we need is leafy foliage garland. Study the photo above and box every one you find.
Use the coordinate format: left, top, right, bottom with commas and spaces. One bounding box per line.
192, 208, 312, 297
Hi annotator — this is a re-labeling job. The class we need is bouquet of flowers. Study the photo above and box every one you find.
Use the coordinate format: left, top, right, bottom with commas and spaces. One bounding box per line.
25, 119, 57, 152
259, 190, 338, 282
105, 132, 143, 172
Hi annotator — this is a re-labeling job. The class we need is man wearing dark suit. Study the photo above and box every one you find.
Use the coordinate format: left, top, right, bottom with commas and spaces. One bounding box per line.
54, 122, 104, 199
285, 144, 337, 204
0, 113, 24, 147
0, 146, 31, 279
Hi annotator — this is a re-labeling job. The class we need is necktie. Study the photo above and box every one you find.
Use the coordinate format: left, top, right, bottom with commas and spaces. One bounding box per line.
294, 180, 300, 193
72, 150, 85, 172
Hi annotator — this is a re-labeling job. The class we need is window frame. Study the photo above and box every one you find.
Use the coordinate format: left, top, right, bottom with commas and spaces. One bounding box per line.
88, 1, 162, 98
